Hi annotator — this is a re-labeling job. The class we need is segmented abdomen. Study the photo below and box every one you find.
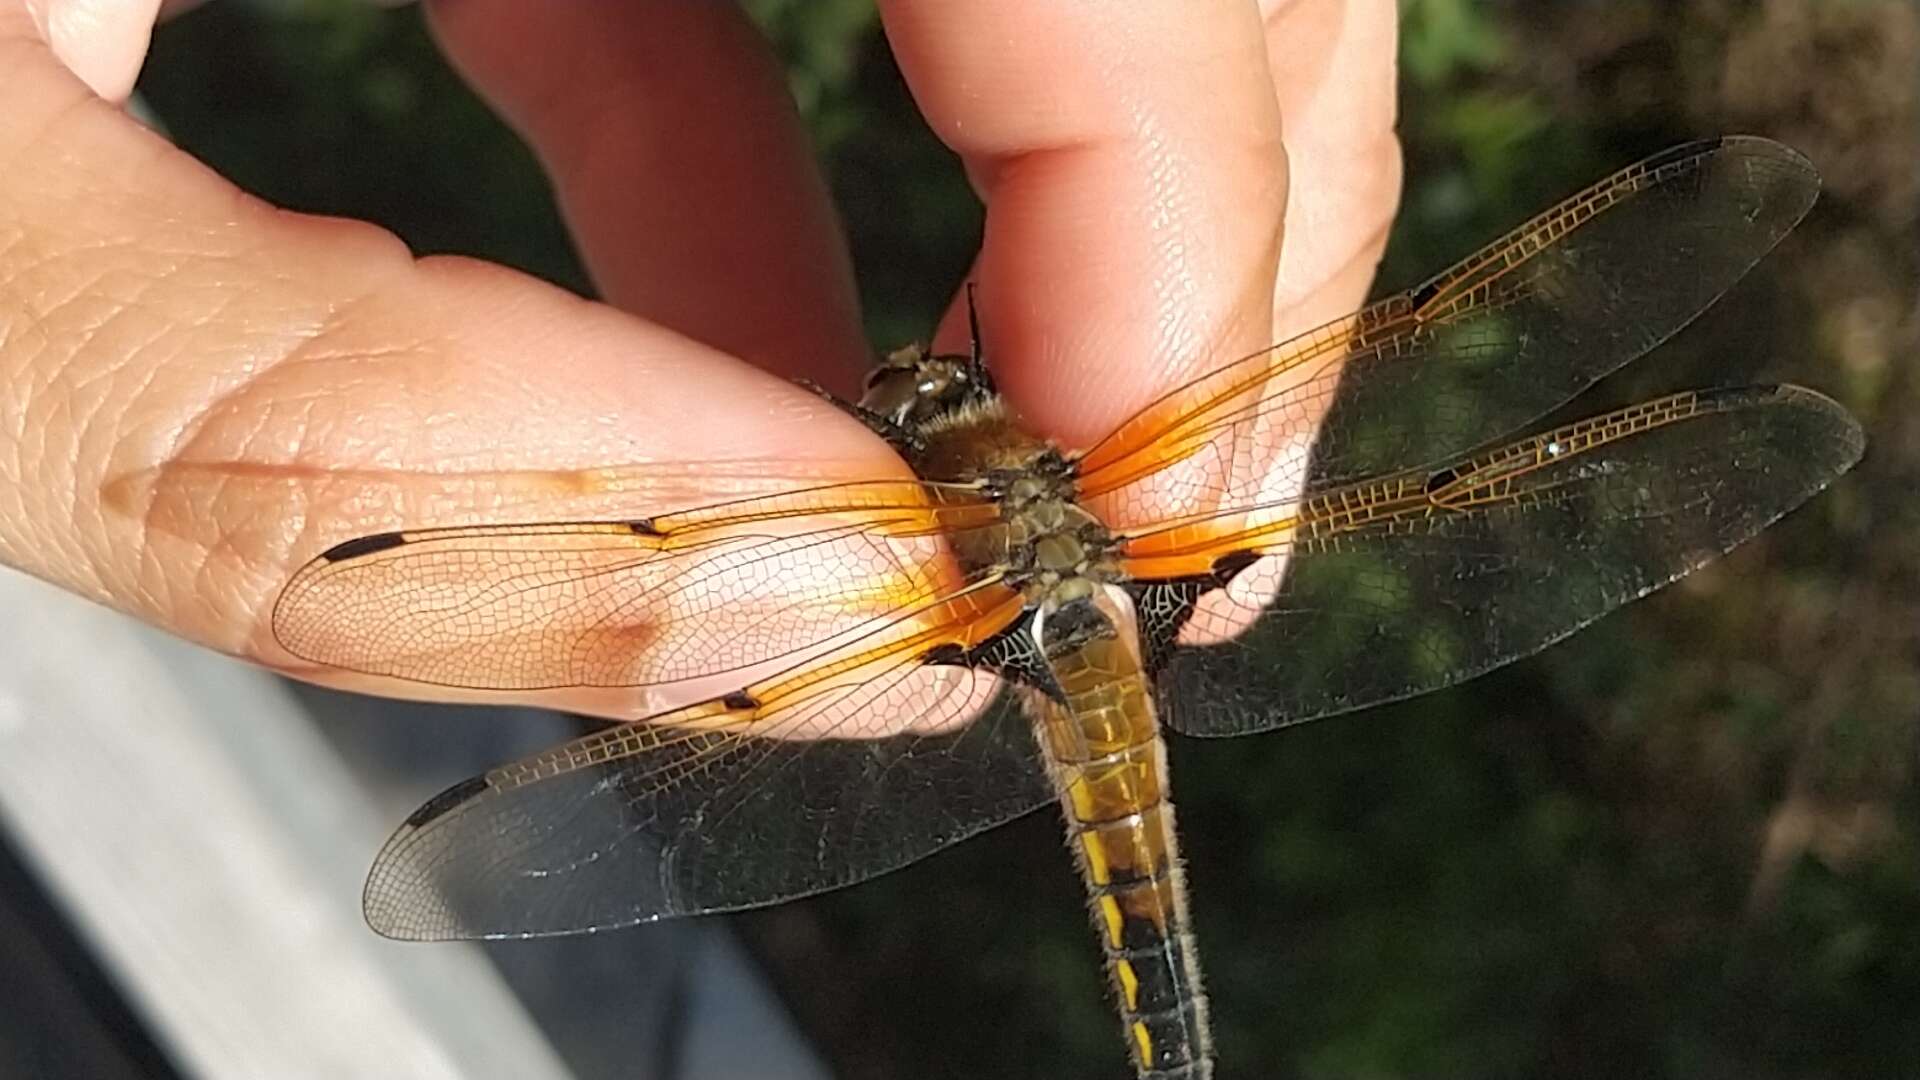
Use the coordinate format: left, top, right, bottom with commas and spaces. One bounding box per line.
1036, 591, 1212, 1080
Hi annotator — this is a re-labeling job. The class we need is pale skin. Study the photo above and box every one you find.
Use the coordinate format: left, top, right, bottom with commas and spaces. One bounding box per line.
0, 0, 1401, 720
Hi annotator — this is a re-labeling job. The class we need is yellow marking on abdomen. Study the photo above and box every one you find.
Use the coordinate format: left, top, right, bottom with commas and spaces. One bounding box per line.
1097, 894, 1125, 950
1117, 958, 1141, 1011
1131, 1021, 1154, 1067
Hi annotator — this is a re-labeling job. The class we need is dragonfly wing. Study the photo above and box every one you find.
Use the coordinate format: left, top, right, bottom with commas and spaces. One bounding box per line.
364, 589, 1053, 939
1077, 137, 1820, 523
1120, 385, 1862, 736
274, 480, 997, 693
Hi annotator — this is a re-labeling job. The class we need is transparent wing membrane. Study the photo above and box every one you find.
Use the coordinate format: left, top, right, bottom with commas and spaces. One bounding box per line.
364, 585, 1046, 938
365, 668, 1050, 939
1139, 385, 1862, 736
275, 482, 996, 692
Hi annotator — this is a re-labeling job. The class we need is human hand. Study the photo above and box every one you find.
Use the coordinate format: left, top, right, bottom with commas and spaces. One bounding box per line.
0, 0, 1400, 717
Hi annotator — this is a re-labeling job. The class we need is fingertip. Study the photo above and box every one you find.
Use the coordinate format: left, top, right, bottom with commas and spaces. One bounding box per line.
24, 0, 165, 101
881, 1, 1288, 450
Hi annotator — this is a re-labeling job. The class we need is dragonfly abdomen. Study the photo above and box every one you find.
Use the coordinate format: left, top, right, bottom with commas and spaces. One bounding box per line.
1036, 590, 1213, 1080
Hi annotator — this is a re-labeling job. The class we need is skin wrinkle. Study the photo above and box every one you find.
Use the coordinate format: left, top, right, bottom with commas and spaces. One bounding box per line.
7, 160, 190, 604
1274, 156, 1397, 274
70, 304, 154, 594
1275, 137, 1399, 334
1261, 0, 1345, 120
152, 421, 322, 619
133, 252, 396, 587
44, 386, 102, 599
187, 284, 296, 391
1263, 3, 1398, 327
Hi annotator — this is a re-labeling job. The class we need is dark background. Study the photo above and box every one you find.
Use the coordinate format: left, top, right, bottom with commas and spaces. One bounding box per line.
100, 1, 1920, 1077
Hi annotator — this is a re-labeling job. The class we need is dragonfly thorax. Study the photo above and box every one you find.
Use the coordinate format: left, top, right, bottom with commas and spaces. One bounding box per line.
988, 462, 1123, 607
861, 345, 1126, 607
910, 409, 1122, 605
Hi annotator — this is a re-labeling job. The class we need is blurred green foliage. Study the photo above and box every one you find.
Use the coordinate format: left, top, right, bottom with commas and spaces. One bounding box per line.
141, 2, 1918, 1078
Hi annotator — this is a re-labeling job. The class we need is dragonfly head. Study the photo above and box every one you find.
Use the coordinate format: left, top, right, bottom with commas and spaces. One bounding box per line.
860, 343, 998, 431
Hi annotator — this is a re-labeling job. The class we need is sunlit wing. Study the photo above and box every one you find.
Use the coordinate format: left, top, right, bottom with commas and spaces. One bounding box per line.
1117, 384, 1862, 736
273, 479, 1000, 693
362, 579, 1051, 940
1075, 136, 1820, 525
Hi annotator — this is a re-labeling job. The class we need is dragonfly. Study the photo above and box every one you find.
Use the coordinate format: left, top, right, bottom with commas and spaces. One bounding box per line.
274, 137, 1861, 1079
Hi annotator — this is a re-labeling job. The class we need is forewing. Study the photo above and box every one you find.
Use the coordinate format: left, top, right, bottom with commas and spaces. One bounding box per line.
1076, 137, 1820, 527
1121, 386, 1863, 736
362, 582, 1050, 939
274, 480, 998, 692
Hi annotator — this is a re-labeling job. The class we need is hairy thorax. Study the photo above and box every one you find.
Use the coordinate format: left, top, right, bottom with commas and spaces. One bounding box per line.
906, 395, 1123, 611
